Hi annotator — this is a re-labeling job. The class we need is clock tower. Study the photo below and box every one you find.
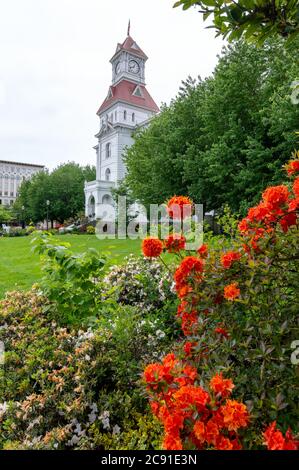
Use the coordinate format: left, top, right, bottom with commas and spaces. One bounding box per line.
85, 26, 159, 221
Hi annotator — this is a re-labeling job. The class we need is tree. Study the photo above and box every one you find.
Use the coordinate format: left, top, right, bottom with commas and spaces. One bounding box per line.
173, 0, 299, 44
124, 38, 299, 214
0, 205, 12, 224
15, 163, 96, 224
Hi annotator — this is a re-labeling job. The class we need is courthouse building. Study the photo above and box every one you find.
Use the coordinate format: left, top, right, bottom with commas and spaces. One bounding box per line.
0, 160, 44, 206
85, 26, 159, 219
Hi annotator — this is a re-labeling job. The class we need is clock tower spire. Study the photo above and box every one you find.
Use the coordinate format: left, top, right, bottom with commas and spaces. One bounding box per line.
84, 29, 159, 221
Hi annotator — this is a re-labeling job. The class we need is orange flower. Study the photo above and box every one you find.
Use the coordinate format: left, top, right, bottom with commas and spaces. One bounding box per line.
262, 185, 289, 210
173, 385, 210, 411
221, 251, 241, 269
197, 243, 208, 258
167, 195, 193, 219
193, 420, 206, 443
164, 234, 186, 253
183, 341, 197, 356
214, 327, 229, 338
224, 282, 240, 301
293, 177, 299, 198
263, 422, 299, 451
163, 432, 183, 450
219, 400, 249, 432
215, 436, 234, 450
210, 373, 234, 398
286, 159, 299, 176
142, 237, 163, 258
174, 256, 204, 292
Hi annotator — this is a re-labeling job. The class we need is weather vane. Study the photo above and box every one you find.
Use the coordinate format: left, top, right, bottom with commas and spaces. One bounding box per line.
127, 19, 131, 36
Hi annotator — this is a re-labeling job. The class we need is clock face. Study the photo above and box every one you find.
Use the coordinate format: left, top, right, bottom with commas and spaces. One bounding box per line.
128, 59, 140, 74
115, 62, 121, 74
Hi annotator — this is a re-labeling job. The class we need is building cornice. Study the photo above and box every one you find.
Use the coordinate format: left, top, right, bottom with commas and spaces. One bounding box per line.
0, 159, 44, 169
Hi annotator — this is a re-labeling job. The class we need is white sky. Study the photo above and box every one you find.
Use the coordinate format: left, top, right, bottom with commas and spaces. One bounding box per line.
0, 0, 224, 170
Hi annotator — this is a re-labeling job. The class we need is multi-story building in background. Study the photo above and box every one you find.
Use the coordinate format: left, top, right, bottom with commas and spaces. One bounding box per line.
0, 160, 44, 206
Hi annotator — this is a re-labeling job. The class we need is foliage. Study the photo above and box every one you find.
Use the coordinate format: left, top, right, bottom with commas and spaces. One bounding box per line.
15, 162, 96, 224
173, 0, 299, 44
142, 155, 299, 449
32, 233, 106, 325
104, 255, 177, 316
124, 39, 299, 214
86, 225, 96, 235
0, 290, 167, 450
0, 205, 12, 224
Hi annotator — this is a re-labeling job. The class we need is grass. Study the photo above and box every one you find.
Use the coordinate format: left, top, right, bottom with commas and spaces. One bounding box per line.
0, 235, 142, 298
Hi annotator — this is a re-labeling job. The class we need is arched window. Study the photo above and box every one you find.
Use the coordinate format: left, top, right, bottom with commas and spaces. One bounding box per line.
124, 110, 127, 121
105, 143, 111, 159
132, 112, 135, 122
105, 168, 111, 181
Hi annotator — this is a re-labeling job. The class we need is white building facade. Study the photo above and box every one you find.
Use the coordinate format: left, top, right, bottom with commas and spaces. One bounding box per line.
0, 160, 44, 206
85, 31, 159, 219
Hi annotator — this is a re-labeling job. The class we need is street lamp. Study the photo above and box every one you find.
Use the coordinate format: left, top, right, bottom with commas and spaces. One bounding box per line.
21, 205, 25, 229
46, 200, 50, 230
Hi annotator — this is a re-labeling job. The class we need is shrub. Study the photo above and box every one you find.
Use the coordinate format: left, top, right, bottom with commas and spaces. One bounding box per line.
0, 291, 166, 450
32, 233, 106, 325
142, 154, 299, 450
104, 256, 176, 314
86, 225, 95, 235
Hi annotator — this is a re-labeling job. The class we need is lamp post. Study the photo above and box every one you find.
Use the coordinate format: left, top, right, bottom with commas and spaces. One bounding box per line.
21, 205, 25, 229
46, 200, 50, 230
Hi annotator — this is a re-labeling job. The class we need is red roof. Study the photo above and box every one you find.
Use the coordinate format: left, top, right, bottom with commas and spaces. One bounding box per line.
97, 80, 159, 115
111, 35, 148, 61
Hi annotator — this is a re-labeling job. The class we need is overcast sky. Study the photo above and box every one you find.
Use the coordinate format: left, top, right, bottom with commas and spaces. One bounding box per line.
0, 0, 224, 170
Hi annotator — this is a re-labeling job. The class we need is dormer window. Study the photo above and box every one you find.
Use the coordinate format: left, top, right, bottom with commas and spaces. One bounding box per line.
105, 143, 111, 158
133, 85, 143, 97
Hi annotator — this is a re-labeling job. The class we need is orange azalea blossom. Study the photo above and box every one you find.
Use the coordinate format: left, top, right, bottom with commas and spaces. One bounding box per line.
183, 341, 198, 357
293, 176, 299, 198
214, 327, 229, 338
263, 422, 299, 451
210, 373, 234, 398
167, 195, 193, 219
219, 400, 249, 432
177, 301, 198, 336
178, 285, 193, 299
164, 234, 186, 253
173, 385, 210, 412
163, 432, 183, 450
262, 185, 290, 210
285, 159, 299, 176
197, 243, 208, 258
145, 358, 249, 450
174, 256, 204, 292
224, 282, 240, 301
142, 237, 163, 258
220, 251, 241, 269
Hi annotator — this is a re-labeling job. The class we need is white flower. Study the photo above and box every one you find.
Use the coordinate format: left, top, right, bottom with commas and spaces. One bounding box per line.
99, 410, 110, 430
112, 424, 121, 435
156, 329, 166, 339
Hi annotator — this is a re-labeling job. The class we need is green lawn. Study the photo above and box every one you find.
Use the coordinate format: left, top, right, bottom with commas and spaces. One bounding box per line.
0, 235, 142, 298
